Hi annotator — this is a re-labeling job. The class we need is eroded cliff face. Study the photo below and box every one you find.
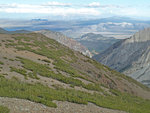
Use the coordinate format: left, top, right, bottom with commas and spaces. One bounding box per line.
35, 30, 92, 57
94, 28, 150, 87
123, 46, 150, 87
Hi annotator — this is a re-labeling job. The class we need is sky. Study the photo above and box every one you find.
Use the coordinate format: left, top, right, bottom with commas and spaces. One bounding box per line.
0, 0, 150, 20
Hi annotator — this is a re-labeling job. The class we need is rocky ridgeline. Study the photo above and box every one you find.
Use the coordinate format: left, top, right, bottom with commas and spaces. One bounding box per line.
127, 28, 150, 43
35, 30, 92, 57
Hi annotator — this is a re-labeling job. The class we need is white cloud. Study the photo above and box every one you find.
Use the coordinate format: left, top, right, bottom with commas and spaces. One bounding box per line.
43, 2, 71, 7
88, 2, 100, 7
0, 2, 148, 19
87, 2, 122, 9
0, 3, 100, 16
101, 5, 123, 8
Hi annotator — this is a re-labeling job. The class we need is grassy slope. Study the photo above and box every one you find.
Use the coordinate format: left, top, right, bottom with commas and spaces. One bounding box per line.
0, 33, 150, 113
0, 75, 150, 113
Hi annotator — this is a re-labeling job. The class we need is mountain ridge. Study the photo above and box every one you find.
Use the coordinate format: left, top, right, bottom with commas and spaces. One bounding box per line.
35, 30, 92, 57
77, 33, 119, 55
93, 28, 150, 87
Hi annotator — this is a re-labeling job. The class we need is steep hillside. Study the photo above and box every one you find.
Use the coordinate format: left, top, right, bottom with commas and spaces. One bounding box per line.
35, 30, 92, 57
77, 33, 119, 55
0, 33, 150, 113
93, 28, 150, 87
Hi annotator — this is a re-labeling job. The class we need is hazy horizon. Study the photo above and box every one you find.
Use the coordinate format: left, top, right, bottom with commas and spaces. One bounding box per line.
0, 0, 150, 20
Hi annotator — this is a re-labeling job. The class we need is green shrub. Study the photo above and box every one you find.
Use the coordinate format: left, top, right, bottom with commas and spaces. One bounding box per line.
0, 106, 10, 113
10, 67, 27, 79
0, 61, 4, 65
42, 59, 51, 63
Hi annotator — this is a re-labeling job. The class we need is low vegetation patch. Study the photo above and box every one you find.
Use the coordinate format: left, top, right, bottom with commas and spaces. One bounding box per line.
0, 105, 10, 113
0, 75, 150, 113
0, 61, 4, 65
6, 35, 83, 79
14, 57, 103, 92
10, 66, 39, 80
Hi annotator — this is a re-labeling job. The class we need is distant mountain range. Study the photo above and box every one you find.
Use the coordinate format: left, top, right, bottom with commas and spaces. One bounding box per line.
76, 33, 120, 55
93, 28, 150, 87
60, 16, 150, 39
3, 16, 150, 39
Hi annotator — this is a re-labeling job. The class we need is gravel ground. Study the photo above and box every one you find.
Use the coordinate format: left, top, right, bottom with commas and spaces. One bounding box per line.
0, 97, 127, 113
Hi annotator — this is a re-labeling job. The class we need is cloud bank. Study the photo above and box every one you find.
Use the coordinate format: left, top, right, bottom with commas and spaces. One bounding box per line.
0, 3, 100, 16
0, 1, 149, 19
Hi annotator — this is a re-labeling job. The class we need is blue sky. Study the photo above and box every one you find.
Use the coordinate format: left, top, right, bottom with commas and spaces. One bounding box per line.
0, 0, 150, 20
